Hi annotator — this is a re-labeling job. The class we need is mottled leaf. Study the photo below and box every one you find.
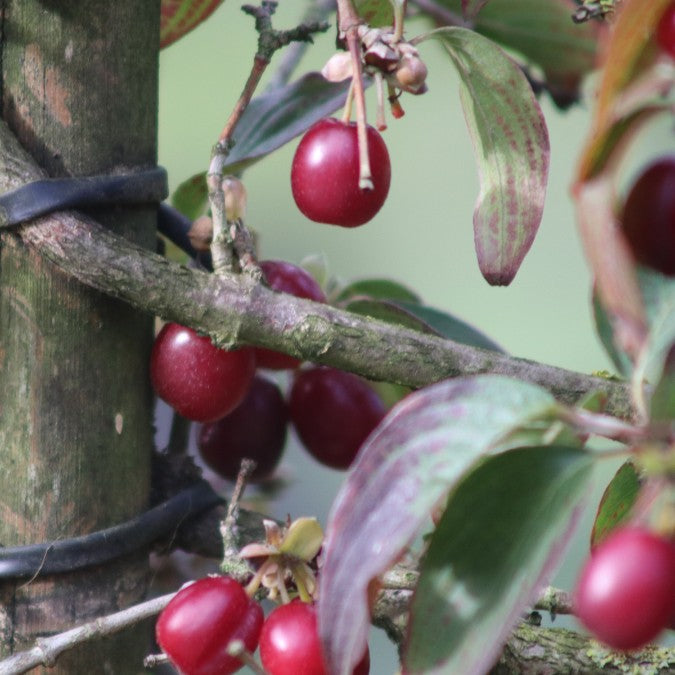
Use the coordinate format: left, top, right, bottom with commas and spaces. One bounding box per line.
435, 0, 601, 108
160, 0, 224, 49
590, 461, 641, 549
318, 375, 559, 675
405, 445, 593, 674
419, 27, 549, 285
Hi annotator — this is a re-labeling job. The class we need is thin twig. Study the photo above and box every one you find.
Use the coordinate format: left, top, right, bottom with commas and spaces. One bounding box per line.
0, 593, 176, 675
265, 0, 337, 92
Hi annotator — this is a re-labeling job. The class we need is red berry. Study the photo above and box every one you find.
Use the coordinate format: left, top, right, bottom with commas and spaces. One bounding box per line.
156, 575, 264, 675
574, 527, 675, 650
198, 375, 288, 481
620, 157, 675, 276
254, 260, 327, 370
289, 367, 386, 470
150, 323, 256, 422
291, 118, 391, 227
657, 3, 675, 59
259, 601, 369, 675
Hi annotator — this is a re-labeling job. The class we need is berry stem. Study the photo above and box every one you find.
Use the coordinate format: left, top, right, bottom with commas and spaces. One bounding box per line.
226, 641, 269, 675
337, 0, 374, 190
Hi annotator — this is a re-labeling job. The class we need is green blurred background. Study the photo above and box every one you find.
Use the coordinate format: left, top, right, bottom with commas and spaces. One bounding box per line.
156, 3, 672, 671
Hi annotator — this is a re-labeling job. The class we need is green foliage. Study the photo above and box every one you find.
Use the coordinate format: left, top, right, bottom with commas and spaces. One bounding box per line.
590, 461, 641, 549
405, 445, 594, 674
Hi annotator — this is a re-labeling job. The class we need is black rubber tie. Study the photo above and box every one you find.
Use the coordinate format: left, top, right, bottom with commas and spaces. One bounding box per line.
0, 166, 168, 229
0, 481, 223, 579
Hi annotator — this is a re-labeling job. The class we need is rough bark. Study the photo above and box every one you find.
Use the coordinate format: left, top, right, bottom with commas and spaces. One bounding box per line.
0, 2, 159, 671
0, 115, 636, 421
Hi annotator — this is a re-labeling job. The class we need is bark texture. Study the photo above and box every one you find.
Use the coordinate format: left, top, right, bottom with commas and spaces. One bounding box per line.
0, 2, 160, 671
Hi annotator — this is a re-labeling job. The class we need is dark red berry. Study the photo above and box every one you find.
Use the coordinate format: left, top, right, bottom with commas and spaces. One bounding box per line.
289, 366, 386, 470
291, 118, 391, 227
254, 260, 327, 370
156, 575, 264, 675
198, 375, 288, 481
574, 527, 675, 650
259, 601, 369, 675
657, 3, 675, 59
620, 157, 675, 276
150, 323, 256, 422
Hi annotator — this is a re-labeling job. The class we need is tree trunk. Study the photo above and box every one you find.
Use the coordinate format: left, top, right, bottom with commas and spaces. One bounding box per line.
0, 2, 160, 671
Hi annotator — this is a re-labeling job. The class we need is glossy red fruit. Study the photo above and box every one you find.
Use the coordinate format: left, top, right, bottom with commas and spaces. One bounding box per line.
289, 366, 386, 470
156, 575, 264, 675
150, 323, 256, 422
254, 260, 327, 370
620, 157, 675, 276
574, 527, 675, 650
259, 601, 369, 675
657, 3, 675, 59
291, 118, 391, 227
198, 375, 288, 481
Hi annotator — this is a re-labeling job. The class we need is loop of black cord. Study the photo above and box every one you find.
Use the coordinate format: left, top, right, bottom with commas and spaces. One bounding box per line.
0, 168, 225, 579
0, 481, 224, 579
0, 167, 168, 228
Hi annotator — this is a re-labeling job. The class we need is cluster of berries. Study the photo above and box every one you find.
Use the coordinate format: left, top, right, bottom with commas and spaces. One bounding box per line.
150, 259, 386, 477
156, 575, 370, 675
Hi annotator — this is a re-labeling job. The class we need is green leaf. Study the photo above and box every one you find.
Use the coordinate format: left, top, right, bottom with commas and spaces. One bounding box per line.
590, 461, 641, 549
592, 288, 633, 377
336, 278, 421, 304
170, 74, 352, 219
160, 0, 224, 49
171, 172, 208, 221
418, 27, 549, 286
396, 301, 504, 353
633, 269, 675, 420
354, 0, 394, 26
225, 73, 352, 175
318, 375, 559, 675
434, 0, 601, 108
405, 445, 594, 674
462, 0, 490, 20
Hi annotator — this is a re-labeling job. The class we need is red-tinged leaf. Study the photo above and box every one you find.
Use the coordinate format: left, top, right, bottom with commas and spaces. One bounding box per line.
160, 0, 224, 49
590, 461, 641, 549
318, 375, 559, 675
574, 174, 647, 360
434, 0, 602, 108
576, 0, 672, 180
462, 0, 490, 20
405, 445, 593, 674
418, 27, 549, 285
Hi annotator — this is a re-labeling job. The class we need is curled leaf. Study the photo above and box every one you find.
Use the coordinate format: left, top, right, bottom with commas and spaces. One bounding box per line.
160, 0, 224, 49
418, 27, 549, 285
318, 375, 558, 675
